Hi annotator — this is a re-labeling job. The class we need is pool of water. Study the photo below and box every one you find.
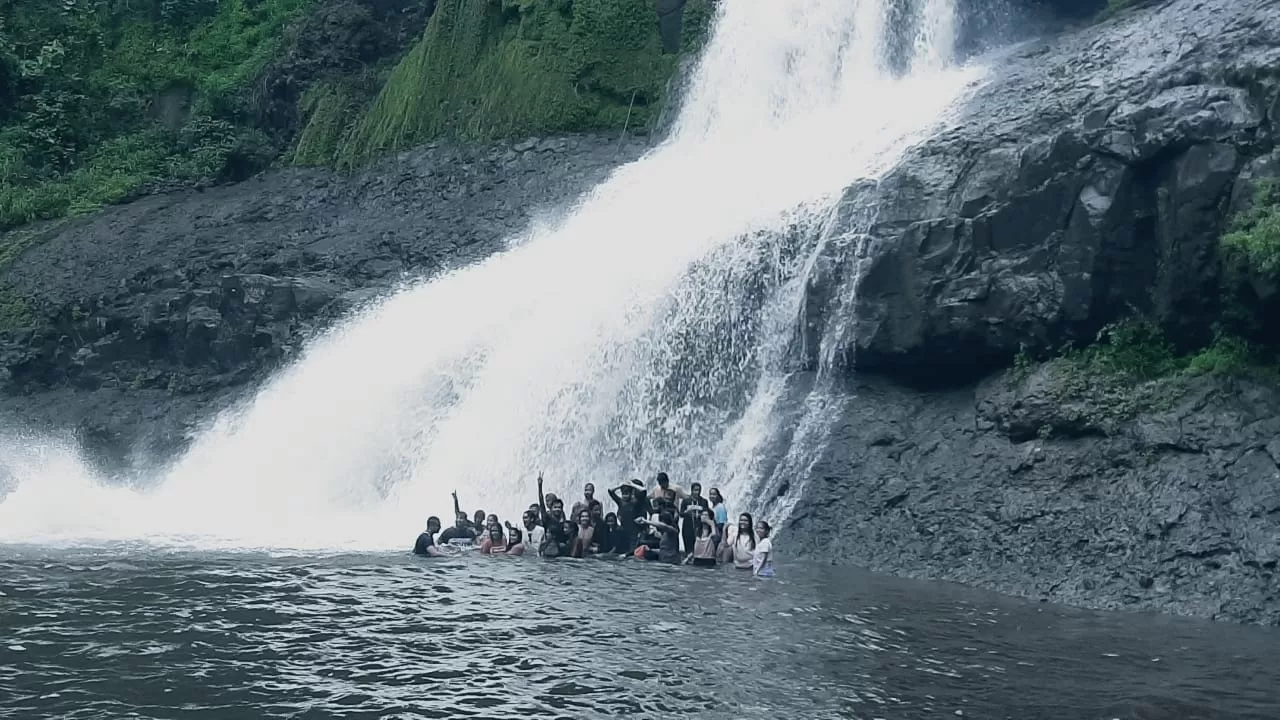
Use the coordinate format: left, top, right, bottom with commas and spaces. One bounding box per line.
1, 547, 1276, 719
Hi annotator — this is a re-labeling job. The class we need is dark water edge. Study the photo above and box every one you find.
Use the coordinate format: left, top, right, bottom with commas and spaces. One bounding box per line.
1, 547, 1277, 720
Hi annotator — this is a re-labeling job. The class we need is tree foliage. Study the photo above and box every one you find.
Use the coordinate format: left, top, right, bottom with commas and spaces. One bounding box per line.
0, 0, 310, 230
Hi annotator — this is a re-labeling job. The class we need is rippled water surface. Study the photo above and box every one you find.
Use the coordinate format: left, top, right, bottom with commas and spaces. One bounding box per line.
1, 548, 1277, 719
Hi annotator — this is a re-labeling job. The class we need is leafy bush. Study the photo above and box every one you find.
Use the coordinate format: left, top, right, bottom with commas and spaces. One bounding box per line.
0, 0, 311, 230
1221, 180, 1280, 278
1061, 319, 1180, 382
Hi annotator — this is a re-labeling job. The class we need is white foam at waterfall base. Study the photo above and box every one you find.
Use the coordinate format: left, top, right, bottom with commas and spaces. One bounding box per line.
0, 0, 985, 551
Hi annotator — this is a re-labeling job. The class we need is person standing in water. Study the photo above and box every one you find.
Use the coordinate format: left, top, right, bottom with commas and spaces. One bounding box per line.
438, 511, 478, 546
505, 526, 525, 556
537, 473, 568, 558
752, 521, 775, 577
708, 488, 728, 538
570, 510, 596, 558
413, 516, 447, 557
479, 525, 506, 555
517, 512, 544, 557
685, 508, 720, 568
608, 481, 647, 554
680, 482, 710, 556
571, 483, 598, 521
727, 513, 756, 570
637, 511, 682, 565
649, 472, 688, 503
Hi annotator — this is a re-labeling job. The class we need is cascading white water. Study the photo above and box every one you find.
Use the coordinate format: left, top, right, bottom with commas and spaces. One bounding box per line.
0, 0, 984, 550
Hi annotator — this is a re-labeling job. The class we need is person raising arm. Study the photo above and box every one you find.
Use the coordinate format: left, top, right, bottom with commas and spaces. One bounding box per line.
637, 511, 682, 565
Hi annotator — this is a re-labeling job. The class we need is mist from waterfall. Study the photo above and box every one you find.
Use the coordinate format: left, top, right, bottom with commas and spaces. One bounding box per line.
0, 0, 985, 550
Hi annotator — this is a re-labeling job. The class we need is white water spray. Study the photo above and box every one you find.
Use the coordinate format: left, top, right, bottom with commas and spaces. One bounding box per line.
0, 0, 984, 550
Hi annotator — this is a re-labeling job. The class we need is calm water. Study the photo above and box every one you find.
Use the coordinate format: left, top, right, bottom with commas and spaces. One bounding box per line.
1, 548, 1277, 720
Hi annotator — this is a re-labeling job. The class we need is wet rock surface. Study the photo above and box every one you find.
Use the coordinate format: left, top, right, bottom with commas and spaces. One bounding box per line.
812, 0, 1280, 385
787, 371, 1280, 625
789, 0, 1280, 624
0, 134, 647, 464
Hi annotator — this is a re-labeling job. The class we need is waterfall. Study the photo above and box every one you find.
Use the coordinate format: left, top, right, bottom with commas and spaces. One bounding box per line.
0, 0, 984, 550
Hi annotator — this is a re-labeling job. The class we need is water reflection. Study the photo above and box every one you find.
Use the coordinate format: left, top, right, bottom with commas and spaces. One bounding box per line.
0, 548, 1276, 719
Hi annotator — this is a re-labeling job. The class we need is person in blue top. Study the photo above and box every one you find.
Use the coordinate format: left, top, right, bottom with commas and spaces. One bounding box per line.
708, 487, 729, 537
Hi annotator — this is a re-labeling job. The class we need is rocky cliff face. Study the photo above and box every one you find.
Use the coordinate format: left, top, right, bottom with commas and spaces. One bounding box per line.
789, 0, 1280, 624
0, 135, 646, 470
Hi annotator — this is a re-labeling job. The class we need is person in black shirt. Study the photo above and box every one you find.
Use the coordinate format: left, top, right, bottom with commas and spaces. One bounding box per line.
680, 482, 711, 555
600, 512, 621, 554
608, 481, 648, 555
438, 511, 479, 546
413, 516, 445, 557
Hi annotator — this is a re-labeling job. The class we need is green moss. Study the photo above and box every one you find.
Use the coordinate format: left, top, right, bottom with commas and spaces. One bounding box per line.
341, 0, 677, 165
1222, 180, 1280, 278
293, 79, 365, 166
0, 284, 35, 331
1183, 333, 1272, 377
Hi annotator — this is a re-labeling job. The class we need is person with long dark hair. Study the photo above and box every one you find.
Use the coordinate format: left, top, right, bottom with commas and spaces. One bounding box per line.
729, 512, 756, 570
752, 521, 774, 577
684, 507, 720, 568
570, 509, 596, 558
505, 526, 526, 556
708, 488, 728, 538
479, 524, 506, 555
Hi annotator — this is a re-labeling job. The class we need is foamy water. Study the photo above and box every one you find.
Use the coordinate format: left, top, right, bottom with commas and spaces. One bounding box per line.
0, 0, 985, 550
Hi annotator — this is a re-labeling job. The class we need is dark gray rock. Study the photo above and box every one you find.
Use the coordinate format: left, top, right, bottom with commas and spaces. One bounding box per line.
807, 0, 1280, 386
788, 371, 1280, 625
0, 134, 648, 465
787, 0, 1280, 625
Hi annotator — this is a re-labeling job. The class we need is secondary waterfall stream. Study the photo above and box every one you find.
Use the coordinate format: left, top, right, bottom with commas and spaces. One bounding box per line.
0, 0, 985, 550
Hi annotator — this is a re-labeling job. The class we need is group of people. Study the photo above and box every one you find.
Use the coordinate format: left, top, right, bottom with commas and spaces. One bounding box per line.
412, 472, 775, 577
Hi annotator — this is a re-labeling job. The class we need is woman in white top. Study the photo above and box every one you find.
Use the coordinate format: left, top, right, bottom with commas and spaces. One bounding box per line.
752, 521, 774, 577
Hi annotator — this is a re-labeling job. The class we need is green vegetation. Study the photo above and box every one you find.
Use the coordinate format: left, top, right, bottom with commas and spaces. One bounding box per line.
0, 282, 35, 329
1012, 321, 1274, 435
0, 0, 309, 230
1, 0, 710, 227
1053, 320, 1273, 383
338, 0, 688, 166
1221, 180, 1280, 279
1015, 176, 1280, 403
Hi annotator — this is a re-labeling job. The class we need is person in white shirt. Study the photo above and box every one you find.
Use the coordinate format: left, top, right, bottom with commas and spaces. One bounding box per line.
752, 520, 774, 578
722, 512, 757, 570
519, 511, 546, 556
